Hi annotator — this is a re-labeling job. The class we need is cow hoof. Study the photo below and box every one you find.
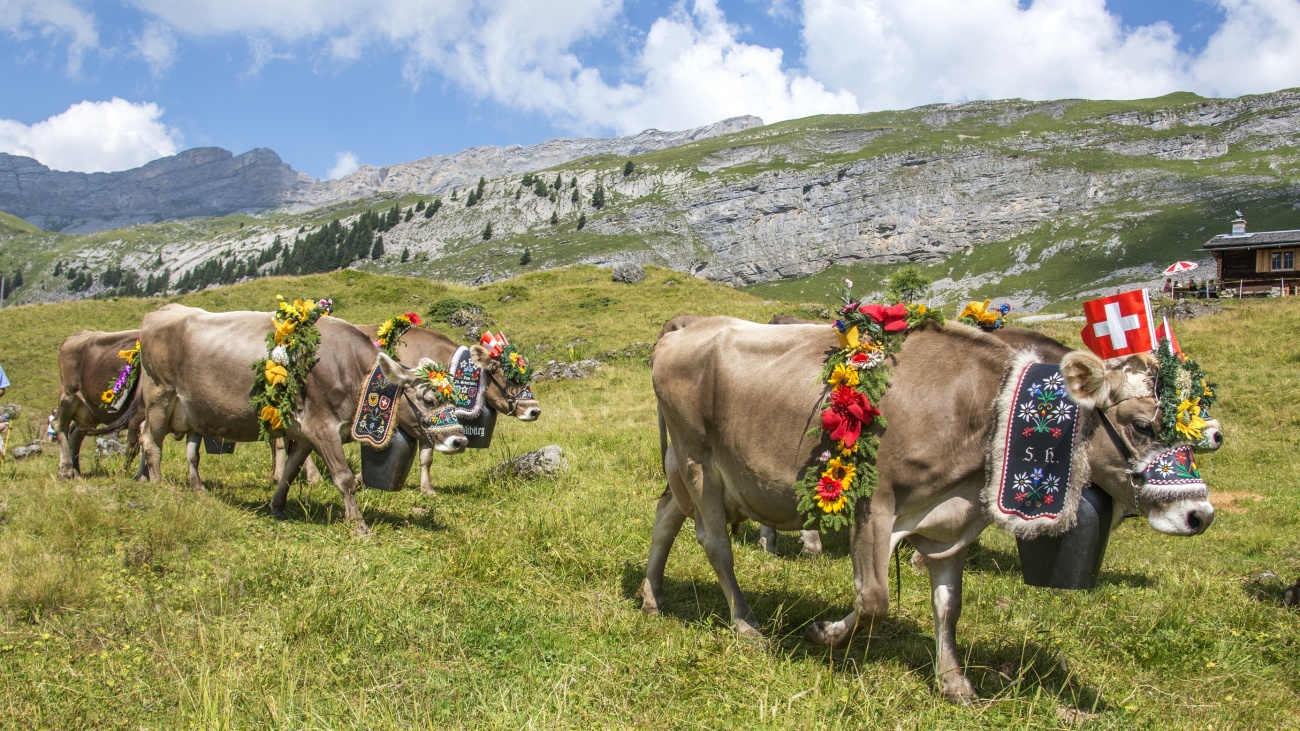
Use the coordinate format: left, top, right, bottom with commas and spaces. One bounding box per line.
636, 579, 662, 616
419, 486, 437, 497
353, 523, 371, 537
735, 620, 764, 641
799, 547, 822, 559
190, 482, 207, 493
271, 510, 288, 522
941, 678, 977, 705
804, 620, 850, 648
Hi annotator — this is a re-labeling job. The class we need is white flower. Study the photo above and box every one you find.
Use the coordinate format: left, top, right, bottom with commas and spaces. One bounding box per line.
844, 278, 853, 289
270, 345, 289, 366
819, 450, 832, 462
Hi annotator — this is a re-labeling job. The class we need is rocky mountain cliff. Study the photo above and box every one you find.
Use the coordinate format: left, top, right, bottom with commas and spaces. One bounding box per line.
3, 90, 1299, 310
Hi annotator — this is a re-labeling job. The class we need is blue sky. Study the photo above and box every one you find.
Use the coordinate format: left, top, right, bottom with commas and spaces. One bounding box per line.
2, 0, 1298, 180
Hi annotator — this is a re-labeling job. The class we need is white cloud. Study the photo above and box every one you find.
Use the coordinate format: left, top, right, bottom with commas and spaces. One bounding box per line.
327, 151, 360, 179
1192, 0, 1300, 97
0, 0, 99, 74
245, 36, 294, 76
133, 20, 178, 77
0, 99, 182, 173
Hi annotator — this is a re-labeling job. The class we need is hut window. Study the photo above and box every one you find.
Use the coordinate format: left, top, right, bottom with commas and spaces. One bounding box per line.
1270, 250, 1295, 271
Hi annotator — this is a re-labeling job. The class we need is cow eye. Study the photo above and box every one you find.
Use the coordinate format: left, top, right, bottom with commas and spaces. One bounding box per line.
1133, 419, 1154, 436
422, 390, 437, 405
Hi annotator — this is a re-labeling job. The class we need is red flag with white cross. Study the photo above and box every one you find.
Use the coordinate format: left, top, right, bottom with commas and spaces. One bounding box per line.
1156, 317, 1183, 359
1080, 289, 1156, 359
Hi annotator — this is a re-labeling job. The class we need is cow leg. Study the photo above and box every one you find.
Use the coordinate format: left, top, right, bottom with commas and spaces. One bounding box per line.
806, 491, 895, 647
62, 425, 85, 479
271, 440, 313, 520
270, 438, 285, 483
185, 434, 206, 492
418, 445, 435, 495
303, 454, 323, 483
638, 491, 689, 615
929, 547, 976, 703
692, 478, 762, 638
758, 525, 779, 554
309, 435, 369, 535
800, 530, 824, 557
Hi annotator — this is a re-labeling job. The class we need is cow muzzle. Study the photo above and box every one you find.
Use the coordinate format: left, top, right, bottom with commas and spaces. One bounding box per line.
515, 402, 541, 421
1145, 498, 1215, 536
422, 406, 468, 454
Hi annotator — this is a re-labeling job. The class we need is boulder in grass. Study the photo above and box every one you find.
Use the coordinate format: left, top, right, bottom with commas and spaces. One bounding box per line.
492, 445, 568, 479
534, 359, 602, 381
611, 262, 645, 284
96, 437, 128, 456
12, 443, 43, 459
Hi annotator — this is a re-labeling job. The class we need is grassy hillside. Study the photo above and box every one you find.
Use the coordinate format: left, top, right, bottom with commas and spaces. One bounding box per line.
0, 270, 1297, 729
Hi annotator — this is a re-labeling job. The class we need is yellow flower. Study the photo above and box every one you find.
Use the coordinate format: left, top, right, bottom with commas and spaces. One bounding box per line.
1175, 399, 1207, 441
273, 319, 297, 345
260, 405, 284, 431
376, 320, 395, 340
828, 364, 859, 388
264, 360, 288, 387
838, 440, 858, 457
823, 457, 856, 491
817, 494, 848, 513
914, 303, 927, 315
958, 299, 1000, 327
101, 389, 116, 404
836, 325, 861, 351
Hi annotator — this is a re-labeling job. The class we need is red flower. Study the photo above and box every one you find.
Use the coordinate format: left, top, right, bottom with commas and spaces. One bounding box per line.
404, 312, 422, 326
858, 303, 909, 332
1022, 427, 1034, 437
1050, 427, 1062, 439
816, 476, 843, 501
1015, 491, 1027, 502
1044, 495, 1054, 505
822, 386, 880, 448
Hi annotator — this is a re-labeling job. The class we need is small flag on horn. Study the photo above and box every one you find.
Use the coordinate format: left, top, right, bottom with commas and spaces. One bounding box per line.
480, 331, 508, 358
1080, 289, 1156, 359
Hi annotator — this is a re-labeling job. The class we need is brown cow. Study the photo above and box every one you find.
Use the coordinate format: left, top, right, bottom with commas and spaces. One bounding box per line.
138, 304, 467, 533
642, 317, 1215, 701
355, 325, 541, 493
55, 330, 146, 479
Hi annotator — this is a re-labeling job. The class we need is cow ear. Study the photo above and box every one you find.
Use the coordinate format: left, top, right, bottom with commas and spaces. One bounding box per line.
377, 352, 412, 387
470, 344, 499, 372
1061, 350, 1110, 409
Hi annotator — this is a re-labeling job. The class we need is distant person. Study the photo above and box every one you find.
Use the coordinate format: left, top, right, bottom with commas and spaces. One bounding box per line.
47, 409, 57, 443
1163, 279, 1172, 294
0, 413, 9, 464
0, 362, 8, 399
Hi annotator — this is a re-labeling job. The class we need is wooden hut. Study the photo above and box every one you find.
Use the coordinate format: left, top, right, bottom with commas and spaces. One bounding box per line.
1202, 215, 1299, 295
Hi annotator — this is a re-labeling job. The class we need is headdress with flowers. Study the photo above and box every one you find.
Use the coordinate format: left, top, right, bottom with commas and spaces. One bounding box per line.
958, 299, 1011, 330
1155, 338, 1217, 445
374, 312, 422, 360
480, 331, 534, 385
100, 339, 141, 410
793, 281, 944, 532
250, 296, 333, 439
415, 361, 456, 401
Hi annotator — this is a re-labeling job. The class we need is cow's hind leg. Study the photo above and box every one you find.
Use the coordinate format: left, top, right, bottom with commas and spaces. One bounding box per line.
271, 440, 313, 521
929, 547, 976, 703
638, 490, 688, 615
64, 425, 86, 479
692, 474, 761, 638
185, 434, 206, 492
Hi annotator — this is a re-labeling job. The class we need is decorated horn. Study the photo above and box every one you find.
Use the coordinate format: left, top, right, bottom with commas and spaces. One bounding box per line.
479, 331, 508, 358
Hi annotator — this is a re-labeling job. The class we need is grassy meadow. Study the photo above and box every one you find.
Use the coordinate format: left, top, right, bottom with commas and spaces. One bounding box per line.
0, 266, 1297, 729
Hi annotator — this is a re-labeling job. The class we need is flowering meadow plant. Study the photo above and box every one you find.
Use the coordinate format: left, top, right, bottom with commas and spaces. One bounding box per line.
250, 296, 333, 439
793, 282, 943, 532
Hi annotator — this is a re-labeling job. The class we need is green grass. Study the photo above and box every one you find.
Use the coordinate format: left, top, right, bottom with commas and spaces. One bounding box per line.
0, 268, 1298, 727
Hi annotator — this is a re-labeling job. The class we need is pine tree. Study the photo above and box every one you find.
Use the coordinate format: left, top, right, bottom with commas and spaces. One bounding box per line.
466, 189, 478, 207
591, 183, 605, 209
415, 199, 426, 212
401, 246, 410, 263
52, 261, 62, 277
623, 159, 634, 176
571, 188, 579, 204
570, 176, 578, 189
11, 268, 23, 289
577, 213, 586, 230
370, 235, 385, 260
451, 189, 458, 200
533, 180, 548, 197
482, 222, 493, 240
519, 248, 532, 266
550, 211, 558, 225
514, 188, 521, 200
154, 252, 163, 267
521, 173, 534, 186
404, 207, 414, 222
476, 176, 486, 199
424, 198, 441, 218
553, 173, 562, 190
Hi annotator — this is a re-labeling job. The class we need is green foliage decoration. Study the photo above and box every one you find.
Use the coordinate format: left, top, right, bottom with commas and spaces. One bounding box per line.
249, 296, 334, 441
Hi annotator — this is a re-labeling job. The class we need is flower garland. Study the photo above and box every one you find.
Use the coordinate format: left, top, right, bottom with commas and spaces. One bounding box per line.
374, 312, 422, 360
958, 299, 1011, 330
1155, 337, 1217, 445
793, 282, 944, 532
249, 296, 333, 439
415, 361, 456, 401
479, 331, 534, 385
100, 339, 141, 409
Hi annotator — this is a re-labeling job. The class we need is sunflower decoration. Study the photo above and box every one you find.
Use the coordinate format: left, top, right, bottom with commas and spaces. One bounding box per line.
250, 295, 334, 439
100, 339, 141, 409
793, 281, 942, 532
1154, 337, 1218, 446
375, 312, 423, 360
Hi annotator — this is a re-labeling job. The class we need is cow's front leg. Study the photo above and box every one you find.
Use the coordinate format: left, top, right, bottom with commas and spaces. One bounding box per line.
418, 445, 435, 495
311, 435, 368, 535
800, 530, 824, 557
929, 547, 976, 703
60, 424, 84, 479
638, 490, 688, 615
271, 440, 313, 520
185, 434, 206, 492
806, 490, 894, 647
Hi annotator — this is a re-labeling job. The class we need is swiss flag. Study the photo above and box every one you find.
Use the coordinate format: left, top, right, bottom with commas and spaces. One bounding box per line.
1156, 317, 1183, 359
1080, 289, 1156, 359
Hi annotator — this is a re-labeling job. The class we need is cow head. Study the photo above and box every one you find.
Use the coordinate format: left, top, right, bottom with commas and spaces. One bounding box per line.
1061, 350, 1215, 536
468, 343, 541, 421
378, 354, 468, 454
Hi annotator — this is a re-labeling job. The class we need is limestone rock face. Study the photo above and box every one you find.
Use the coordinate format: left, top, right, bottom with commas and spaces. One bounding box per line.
0, 148, 312, 233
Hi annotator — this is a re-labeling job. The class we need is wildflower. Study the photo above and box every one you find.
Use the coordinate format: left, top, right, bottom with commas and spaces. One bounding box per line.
836, 325, 861, 351
828, 363, 859, 388
1175, 399, 1207, 441
823, 457, 856, 490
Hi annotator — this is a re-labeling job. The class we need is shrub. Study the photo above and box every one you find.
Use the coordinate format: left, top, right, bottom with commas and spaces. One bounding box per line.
884, 265, 931, 304
427, 297, 484, 323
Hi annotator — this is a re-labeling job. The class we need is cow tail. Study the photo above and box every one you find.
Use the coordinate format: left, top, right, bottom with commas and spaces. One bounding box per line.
82, 378, 141, 437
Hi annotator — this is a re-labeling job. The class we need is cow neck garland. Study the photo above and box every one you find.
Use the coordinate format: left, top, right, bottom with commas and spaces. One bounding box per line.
374, 311, 422, 360
793, 283, 944, 532
958, 299, 1011, 330
1155, 338, 1217, 445
100, 339, 141, 412
250, 296, 334, 440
